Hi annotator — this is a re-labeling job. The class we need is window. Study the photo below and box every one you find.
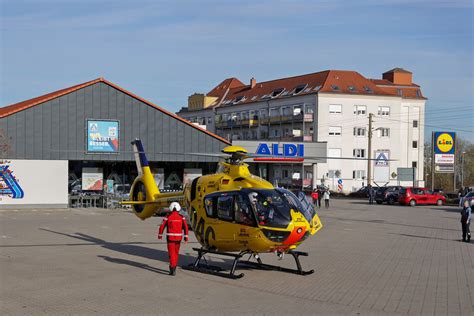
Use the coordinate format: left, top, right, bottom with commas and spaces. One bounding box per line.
353, 149, 366, 158
416, 90, 421, 97
217, 195, 234, 221
348, 85, 357, 92
293, 105, 302, 115
293, 84, 308, 95
328, 170, 341, 178
352, 170, 366, 179
331, 85, 340, 91
353, 127, 366, 136
305, 104, 314, 114
413, 120, 418, 128
282, 107, 291, 116
329, 126, 342, 136
233, 96, 246, 103
270, 108, 280, 117
273, 129, 280, 137
234, 195, 256, 226
241, 112, 249, 120
207, 117, 212, 124
204, 197, 216, 217
283, 170, 289, 178
379, 128, 390, 137
364, 86, 373, 93
412, 141, 418, 148
377, 106, 390, 116
397, 89, 403, 96
271, 88, 284, 98
354, 105, 366, 115
329, 104, 342, 114
412, 161, 418, 168
260, 109, 268, 119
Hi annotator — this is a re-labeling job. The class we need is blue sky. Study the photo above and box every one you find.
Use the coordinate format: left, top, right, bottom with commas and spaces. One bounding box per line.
1, 0, 473, 141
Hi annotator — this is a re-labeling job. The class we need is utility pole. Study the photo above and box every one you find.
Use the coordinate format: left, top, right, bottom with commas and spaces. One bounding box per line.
431, 132, 435, 191
367, 113, 373, 186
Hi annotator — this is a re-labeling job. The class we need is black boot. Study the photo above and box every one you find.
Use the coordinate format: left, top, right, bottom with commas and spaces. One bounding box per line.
169, 266, 173, 275
468, 234, 471, 242
171, 267, 176, 276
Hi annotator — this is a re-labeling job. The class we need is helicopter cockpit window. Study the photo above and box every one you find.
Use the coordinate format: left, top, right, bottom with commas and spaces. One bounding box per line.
217, 195, 234, 221
204, 197, 216, 218
278, 188, 316, 224
246, 189, 292, 228
234, 194, 256, 226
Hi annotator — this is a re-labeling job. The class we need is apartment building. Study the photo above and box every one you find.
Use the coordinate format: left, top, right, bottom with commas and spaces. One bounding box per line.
177, 68, 426, 191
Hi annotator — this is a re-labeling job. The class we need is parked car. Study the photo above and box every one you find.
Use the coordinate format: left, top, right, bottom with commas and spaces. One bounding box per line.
375, 186, 403, 205
398, 187, 446, 206
459, 191, 474, 207
349, 186, 369, 198
113, 184, 131, 199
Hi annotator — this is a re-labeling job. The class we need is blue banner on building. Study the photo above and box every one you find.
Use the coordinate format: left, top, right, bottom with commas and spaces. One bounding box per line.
87, 120, 119, 153
433, 132, 455, 155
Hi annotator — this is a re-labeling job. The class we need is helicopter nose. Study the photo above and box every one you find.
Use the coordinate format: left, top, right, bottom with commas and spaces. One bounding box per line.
283, 226, 307, 245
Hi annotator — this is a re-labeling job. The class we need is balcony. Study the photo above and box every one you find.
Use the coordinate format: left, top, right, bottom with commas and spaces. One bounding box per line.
280, 135, 313, 142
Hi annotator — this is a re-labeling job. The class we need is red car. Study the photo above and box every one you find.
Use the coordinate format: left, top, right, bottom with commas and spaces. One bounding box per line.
398, 187, 446, 206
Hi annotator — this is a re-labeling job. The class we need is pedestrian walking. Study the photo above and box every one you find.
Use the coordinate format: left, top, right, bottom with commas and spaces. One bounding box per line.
323, 190, 330, 208
158, 202, 189, 275
317, 187, 323, 208
368, 185, 375, 205
311, 188, 319, 208
461, 200, 471, 243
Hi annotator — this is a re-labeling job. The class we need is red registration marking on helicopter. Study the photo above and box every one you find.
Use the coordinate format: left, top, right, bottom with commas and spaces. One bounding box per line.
253, 158, 304, 162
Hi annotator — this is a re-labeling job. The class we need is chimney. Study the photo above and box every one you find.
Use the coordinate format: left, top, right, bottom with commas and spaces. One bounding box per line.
383, 68, 412, 85
250, 77, 256, 89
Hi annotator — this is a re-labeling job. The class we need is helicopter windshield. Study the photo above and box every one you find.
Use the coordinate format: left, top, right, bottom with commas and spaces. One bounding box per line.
241, 188, 315, 228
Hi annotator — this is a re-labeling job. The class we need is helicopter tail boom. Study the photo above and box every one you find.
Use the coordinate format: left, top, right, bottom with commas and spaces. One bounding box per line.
124, 139, 184, 220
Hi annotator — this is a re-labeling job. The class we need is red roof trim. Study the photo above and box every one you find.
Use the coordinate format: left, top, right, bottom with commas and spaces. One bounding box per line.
0, 78, 230, 145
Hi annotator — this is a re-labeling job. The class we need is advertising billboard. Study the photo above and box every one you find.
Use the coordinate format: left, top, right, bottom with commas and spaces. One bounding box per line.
433, 132, 455, 173
82, 168, 103, 191
87, 120, 119, 153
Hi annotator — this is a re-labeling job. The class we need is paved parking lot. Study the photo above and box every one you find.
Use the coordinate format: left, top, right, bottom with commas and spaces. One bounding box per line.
1, 199, 473, 315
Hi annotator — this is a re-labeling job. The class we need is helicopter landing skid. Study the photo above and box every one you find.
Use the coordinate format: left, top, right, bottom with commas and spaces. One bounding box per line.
240, 250, 314, 276
182, 248, 246, 279
182, 248, 313, 279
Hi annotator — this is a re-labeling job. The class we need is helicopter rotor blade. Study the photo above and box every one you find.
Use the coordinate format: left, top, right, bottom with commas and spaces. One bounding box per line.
243, 153, 396, 161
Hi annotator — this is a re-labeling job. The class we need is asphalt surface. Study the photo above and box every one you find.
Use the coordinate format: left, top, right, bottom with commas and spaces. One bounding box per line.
1, 199, 473, 315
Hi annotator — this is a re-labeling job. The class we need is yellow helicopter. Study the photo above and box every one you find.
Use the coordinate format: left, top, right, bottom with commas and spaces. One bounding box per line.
122, 139, 323, 278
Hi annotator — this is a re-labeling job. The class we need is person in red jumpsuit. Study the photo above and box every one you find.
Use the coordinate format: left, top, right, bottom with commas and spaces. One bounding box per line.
158, 202, 189, 275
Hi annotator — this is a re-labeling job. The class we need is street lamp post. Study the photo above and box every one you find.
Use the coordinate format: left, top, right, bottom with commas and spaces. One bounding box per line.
461, 151, 466, 188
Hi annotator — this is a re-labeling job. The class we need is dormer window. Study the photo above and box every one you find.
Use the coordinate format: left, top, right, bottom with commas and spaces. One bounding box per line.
363, 86, 373, 93
397, 89, 402, 96
348, 85, 357, 92
313, 85, 322, 91
293, 84, 308, 95
233, 96, 246, 104
331, 85, 340, 91
416, 90, 421, 97
271, 88, 285, 98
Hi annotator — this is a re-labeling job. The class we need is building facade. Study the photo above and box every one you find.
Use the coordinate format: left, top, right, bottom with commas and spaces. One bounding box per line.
177, 68, 426, 192
0, 78, 229, 207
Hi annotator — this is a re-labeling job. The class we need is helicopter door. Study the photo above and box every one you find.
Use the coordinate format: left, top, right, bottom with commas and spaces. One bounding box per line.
215, 194, 236, 242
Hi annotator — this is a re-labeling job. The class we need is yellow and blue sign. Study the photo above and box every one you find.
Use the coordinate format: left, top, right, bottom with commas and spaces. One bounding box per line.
434, 132, 455, 155
87, 120, 119, 153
